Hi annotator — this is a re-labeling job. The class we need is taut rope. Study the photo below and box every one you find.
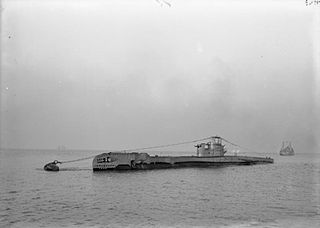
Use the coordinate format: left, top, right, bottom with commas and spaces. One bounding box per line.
122, 136, 213, 152
221, 137, 261, 154
58, 155, 96, 164
51, 135, 260, 164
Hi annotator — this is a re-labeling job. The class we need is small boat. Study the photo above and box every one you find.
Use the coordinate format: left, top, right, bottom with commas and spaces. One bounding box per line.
44, 160, 61, 171
92, 136, 274, 171
280, 141, 294, 156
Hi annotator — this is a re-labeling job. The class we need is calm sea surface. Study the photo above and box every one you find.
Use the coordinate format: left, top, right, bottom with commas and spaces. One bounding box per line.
0, 149, 319, 227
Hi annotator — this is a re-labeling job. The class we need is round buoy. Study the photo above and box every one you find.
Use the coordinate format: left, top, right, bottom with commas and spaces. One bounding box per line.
44, 160, 61, 171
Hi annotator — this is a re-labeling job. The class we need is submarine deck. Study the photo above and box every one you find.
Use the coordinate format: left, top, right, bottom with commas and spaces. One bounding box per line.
93, 155, 273, 171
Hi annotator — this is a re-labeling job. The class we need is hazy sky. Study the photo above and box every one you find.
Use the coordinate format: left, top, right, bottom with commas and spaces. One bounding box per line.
1, 0, 319, 153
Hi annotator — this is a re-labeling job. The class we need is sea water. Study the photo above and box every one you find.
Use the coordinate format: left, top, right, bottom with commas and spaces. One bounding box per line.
0, 149, 319, 227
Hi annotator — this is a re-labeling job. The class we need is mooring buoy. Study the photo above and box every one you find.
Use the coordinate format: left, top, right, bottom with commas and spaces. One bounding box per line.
44, 160, 61, 171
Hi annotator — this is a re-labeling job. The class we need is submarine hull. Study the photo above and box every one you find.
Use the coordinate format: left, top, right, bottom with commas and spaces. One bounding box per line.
92, 153, 273, 171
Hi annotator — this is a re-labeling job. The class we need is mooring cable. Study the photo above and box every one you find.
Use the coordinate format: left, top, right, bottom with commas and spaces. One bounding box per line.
122, 136, 213, 152
221, 137, 261, 154
51, 135, 262, 164
52, 136, 213, 164
58, 155, 97, 164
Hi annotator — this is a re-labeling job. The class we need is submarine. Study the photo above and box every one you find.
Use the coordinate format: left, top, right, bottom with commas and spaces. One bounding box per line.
92, 136, 273, 171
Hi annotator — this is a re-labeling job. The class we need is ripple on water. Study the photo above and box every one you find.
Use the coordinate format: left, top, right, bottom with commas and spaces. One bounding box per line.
1, 151, 320, 227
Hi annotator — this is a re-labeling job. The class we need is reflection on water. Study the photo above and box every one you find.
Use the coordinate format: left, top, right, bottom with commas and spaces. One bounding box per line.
0, 150, 319, 227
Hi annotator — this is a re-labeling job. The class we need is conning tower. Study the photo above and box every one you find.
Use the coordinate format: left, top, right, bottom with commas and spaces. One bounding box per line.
195, 136, 227, 157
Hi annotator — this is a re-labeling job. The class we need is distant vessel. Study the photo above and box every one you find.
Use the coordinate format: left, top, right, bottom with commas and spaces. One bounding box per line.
57, 145, 66, 151
280, 141, 294, 156
92, 136, 273, 171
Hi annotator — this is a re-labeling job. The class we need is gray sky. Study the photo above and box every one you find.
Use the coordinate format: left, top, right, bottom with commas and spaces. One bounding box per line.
1, 0, 319, 153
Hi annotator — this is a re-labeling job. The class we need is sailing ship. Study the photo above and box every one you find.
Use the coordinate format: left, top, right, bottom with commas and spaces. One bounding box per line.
280, 141, 294, 156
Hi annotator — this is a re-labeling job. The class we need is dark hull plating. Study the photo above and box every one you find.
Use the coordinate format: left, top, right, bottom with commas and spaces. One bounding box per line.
93, 159, 271, 171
